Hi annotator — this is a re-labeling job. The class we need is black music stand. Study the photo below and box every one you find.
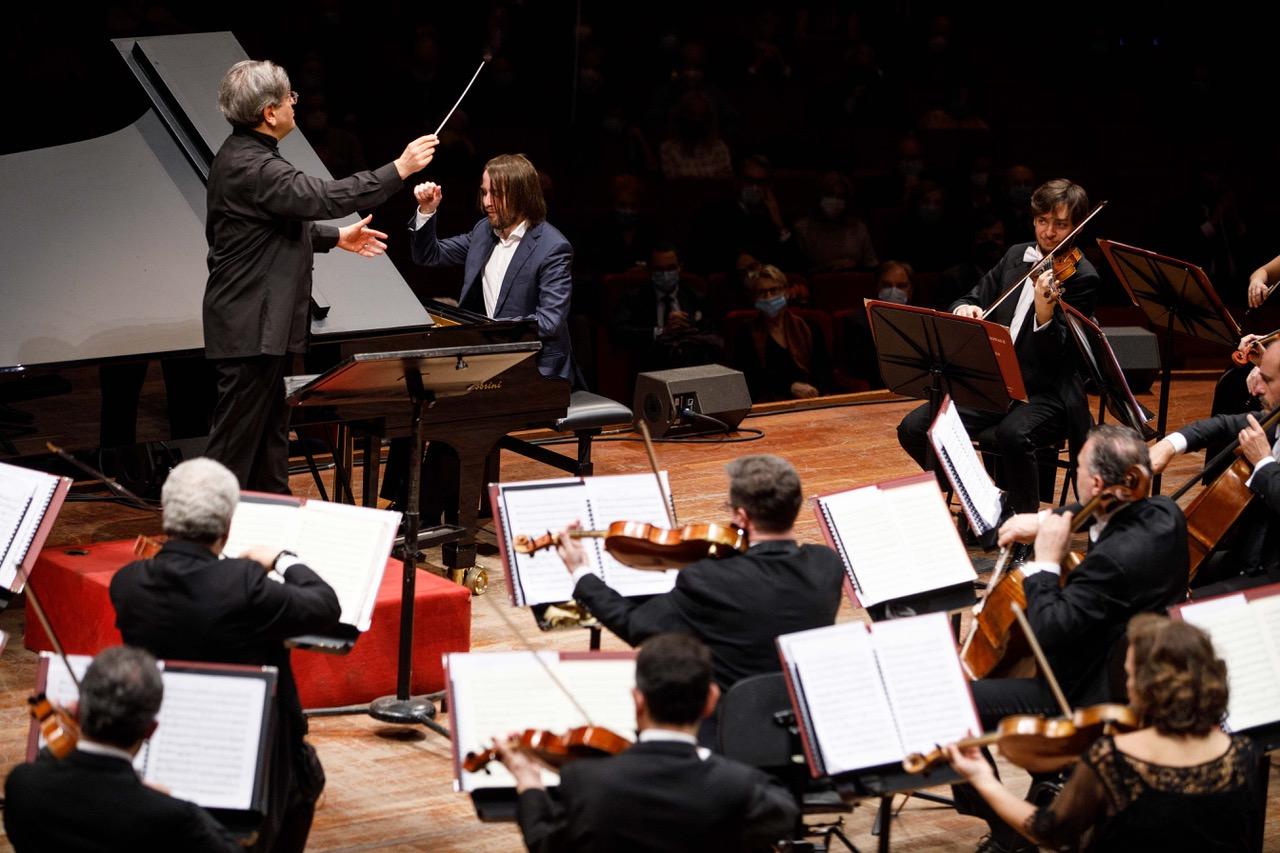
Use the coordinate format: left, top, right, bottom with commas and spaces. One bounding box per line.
867, 300, 1027, 474
1060, 302, 1157, 439
288, 343, 540, 732
1097, 239, 1241, 491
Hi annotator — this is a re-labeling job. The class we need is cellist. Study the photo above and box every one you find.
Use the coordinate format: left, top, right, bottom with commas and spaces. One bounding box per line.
956, 425, 1187, 853
1150, 340, 1280, 592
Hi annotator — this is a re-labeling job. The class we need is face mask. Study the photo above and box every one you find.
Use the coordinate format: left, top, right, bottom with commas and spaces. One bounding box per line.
614, 207, 640, 226
652, 270, 680, 293
740, 185, 766, 208
898, 159, 924, 178
755, 295, 787, 318
969, 171, 989, 188
819, 196, 846, 217
918, 204, 943, 224
877, 286, 909, 304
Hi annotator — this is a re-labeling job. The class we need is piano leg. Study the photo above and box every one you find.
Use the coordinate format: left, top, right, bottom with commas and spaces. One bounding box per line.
421, 425, 514, 575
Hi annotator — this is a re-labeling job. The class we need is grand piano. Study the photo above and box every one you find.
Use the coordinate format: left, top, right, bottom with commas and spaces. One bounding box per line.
0, 32, 596, 584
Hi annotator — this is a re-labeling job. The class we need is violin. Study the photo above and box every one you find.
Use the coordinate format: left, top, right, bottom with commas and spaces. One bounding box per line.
960, 464, 1151, 680
1048, 246, 1083, 285
29, 693, 80, 759
1231, 330, 1280, 366
903, 702, 1139, 775
463, 725, 632, 773
133, 534, 165, 559
514, 521, 748, 570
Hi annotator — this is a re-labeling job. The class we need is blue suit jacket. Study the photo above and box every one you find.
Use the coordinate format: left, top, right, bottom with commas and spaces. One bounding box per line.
409, 214, 574, 380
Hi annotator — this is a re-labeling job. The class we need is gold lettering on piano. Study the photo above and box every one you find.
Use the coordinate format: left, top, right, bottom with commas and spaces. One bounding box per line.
467, 380, 503, 391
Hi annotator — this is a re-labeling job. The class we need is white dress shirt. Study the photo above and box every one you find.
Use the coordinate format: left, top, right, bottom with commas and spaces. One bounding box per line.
413, 210, 528, 317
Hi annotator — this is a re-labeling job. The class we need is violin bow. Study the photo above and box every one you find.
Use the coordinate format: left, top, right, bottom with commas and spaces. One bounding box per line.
1011, 603, 1072, 718
636, 420, 679, 528
980, 200, 1108, 321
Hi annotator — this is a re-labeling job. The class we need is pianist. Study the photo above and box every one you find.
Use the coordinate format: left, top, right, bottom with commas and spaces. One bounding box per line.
203, 59, 439, 493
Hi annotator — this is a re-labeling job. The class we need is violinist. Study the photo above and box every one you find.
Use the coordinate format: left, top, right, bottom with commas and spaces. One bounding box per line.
109, 458, 341, 853
1150, 340, 1280, 590
949, 615, 1260, 853
551, 455, 843, 698
3, 646, 239, 852
897, 179, 1099, 545
956, 425, 1188, 853
494, 633, 798, 853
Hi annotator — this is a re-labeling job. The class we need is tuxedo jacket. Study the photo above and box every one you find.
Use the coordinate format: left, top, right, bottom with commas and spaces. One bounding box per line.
4, 750, 238, 852
409, 214, 574, 380
1024, 496, 1189, 703
573, 540, 844, 689
952, 242, 1100, 446
1178, 413, 1280, 573
516, 740, 798, 853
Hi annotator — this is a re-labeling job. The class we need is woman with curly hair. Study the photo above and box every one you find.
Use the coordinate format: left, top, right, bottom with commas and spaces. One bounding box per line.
949, 613, 1262, 852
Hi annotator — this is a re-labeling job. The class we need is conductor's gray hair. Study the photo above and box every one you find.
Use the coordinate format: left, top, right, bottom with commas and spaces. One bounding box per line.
80, 646, 163, 749
161, 458, 240, 544
218, 60, 291, 128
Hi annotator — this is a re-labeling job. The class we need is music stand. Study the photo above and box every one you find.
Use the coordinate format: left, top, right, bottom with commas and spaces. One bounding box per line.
1097, 239, 1242, 491
1059, 302, 1157, 439
867, 300, 1026, 474
288, 342, 540, 732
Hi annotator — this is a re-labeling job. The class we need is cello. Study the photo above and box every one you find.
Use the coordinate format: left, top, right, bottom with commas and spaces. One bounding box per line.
960, 463, 1151, 680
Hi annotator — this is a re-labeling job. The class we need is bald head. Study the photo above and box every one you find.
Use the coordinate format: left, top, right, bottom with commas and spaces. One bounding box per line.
1259, 341, 1280, 410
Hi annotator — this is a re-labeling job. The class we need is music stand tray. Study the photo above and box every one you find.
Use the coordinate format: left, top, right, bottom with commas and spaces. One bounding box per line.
287, 342, 541, 731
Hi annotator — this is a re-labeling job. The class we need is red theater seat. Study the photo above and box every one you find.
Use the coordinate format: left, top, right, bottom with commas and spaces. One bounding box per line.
24, 540, 471, 709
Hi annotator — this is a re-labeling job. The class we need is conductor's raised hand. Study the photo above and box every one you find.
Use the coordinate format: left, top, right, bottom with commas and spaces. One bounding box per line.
337, 215, 388, 257
555, 521, 590, 574
414, 182, 443, 215
394, 134, 439, 179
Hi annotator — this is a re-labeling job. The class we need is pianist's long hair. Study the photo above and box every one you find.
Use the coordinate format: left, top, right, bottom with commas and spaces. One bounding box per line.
480, 153, 547, 229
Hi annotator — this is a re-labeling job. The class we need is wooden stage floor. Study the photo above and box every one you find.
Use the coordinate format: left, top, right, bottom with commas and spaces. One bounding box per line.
1, 375, 1276, 851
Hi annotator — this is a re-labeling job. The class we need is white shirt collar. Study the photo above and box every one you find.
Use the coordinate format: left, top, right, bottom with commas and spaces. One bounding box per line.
77, 738, 138, 765
638, 727, 711, 759
495, 220, 529, 246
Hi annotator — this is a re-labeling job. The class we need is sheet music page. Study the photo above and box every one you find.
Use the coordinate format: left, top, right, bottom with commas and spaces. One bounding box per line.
449, 652, 636, 791
820, 480, 975, 606
777, 622, 901, 774
585, 472, 679, 597
0, 461, 59, 590
929, 403, 1003, 534
499, 480, 598, 606
294, 502, 398, 630
1182, 603, 1280, 732
143, 670, 268, 810
40, 652, 91, 711
222, 502, 303, 560
871, 613, 980, 757
0, 478, 34, 588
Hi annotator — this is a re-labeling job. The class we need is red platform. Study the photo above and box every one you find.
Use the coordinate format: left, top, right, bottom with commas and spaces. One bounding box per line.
24, 540, 472, 709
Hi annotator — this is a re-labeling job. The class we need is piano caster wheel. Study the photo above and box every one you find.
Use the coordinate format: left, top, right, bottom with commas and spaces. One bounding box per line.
463, 567, 488, 596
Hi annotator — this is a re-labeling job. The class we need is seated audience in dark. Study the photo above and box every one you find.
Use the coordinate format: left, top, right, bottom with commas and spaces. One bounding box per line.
793, 171, 878, 273
687, 155, 802, 274
612, 243, 723, 371
731, 265, 829, 401
938, 214, 1007, 310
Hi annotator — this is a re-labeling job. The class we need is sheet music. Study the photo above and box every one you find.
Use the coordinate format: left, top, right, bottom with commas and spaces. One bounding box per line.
871, 613, 979, 756
779, 622, 901, 774
1182, 603, 1280, 732
222, 502, 303, 559
448, 652, 636, 791
499, 480, 596, 606
0, 461, 61, 590
929, 402, 1003, 535
585, 473, 679, 597
819, 479, 975, 606
294, 502, 397, 630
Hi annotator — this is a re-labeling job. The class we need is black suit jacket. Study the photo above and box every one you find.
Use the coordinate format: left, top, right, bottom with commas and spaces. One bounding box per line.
204, 127, 404, 359
952, 242, 1100, 447
516, 740, 797, 853
1177, 414, 1280, 573
109, 540, 341, 841
4, 750, 238, 852
573, 540, 844, 689
1024, 496, 1189, 703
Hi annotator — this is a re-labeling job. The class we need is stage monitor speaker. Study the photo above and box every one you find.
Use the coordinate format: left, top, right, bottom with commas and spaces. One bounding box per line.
1102, 326, 1161, 394
632, 365, 752, 437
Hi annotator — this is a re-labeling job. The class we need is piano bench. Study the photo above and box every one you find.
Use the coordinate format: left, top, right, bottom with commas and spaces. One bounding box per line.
501, 391, 632, 477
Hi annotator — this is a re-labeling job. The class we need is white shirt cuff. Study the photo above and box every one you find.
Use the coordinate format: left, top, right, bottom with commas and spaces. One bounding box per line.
569, 565, 595, 586
1246, 456, 1276, 488
1033, 315, 1054, 332
277, 555, 306, 575
1166, 432, 1188, 454
412, 209, 434, 230
1023, 561, 1061, 577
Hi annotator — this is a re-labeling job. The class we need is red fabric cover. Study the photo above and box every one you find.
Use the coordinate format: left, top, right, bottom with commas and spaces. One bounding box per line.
24, 540, 471, 709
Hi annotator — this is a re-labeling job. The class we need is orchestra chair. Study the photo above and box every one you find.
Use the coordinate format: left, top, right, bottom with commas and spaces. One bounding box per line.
716, 673, 856, 852
967, 427, 1081, 508
498, 390, 634, 478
